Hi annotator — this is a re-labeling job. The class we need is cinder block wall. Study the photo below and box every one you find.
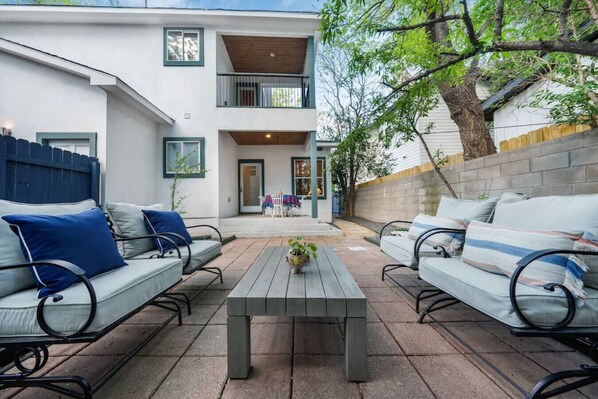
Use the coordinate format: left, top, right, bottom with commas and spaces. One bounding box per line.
353, 128, 598, 223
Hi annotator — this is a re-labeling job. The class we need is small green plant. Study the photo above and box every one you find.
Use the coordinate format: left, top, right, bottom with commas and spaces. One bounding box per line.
477, 192, 489, 201
169, 151, 206, 215
287, 236, 318, 265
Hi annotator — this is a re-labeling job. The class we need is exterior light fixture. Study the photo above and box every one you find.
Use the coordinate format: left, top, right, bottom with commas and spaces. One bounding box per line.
269, 52, 275, 58
1, 127, 12, 136
265, 133, 272, 138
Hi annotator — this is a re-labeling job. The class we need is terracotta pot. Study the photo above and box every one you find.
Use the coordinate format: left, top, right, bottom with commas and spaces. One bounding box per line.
286, 252, 310, 274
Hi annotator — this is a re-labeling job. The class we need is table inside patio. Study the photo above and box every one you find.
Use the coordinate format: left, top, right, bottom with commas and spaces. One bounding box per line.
261, 194, 301, 210
227, 245, 368, 381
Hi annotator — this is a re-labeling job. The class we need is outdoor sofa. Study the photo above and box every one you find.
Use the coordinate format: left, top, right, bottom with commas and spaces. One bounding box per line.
379, 195, 503, 287
415, 194, 598, 399
105, 201, 223, 312
0, 199, 191, 399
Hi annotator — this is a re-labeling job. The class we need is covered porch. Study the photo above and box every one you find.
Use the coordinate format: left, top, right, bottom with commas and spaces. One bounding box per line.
218, 130, 335, 225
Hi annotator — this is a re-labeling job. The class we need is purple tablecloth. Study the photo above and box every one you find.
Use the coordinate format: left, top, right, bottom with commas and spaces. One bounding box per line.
262, 194, 301, 209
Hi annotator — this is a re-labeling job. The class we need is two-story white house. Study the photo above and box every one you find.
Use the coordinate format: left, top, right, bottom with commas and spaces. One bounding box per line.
0, 6, 339, 236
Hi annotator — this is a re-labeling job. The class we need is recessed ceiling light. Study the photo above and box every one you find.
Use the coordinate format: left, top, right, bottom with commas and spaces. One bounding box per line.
270, 52, 276, 58
265, 133, 272, 138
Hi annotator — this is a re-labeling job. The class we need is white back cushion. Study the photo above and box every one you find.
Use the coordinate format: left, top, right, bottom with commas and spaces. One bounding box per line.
436, 196, 498, 222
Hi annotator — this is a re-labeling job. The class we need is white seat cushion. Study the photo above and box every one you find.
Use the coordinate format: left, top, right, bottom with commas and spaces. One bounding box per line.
380, 235, 443, 268
419, 257, 598, 328
133, 240, 221, 274
0, 258, 182, 337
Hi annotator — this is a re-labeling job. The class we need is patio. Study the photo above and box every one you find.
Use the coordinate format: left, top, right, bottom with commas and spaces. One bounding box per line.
1, 219, 596, 399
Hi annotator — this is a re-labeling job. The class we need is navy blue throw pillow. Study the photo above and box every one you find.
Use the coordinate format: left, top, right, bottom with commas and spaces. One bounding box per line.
1, 207, 127, 299
142, 209, 193, 252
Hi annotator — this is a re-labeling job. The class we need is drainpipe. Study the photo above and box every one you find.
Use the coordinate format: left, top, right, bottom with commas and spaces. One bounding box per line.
310, 131, 318, 219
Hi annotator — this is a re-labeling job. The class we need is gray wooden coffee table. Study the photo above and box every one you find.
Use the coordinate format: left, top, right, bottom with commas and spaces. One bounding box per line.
227, 245, 367, 381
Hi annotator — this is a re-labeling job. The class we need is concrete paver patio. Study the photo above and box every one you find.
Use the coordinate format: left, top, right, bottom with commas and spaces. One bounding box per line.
2, 219, 597, 399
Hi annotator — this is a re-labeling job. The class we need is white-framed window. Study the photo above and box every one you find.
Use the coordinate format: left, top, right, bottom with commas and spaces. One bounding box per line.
292, 157, 326, 199
164, 28, 204, 66
163, 137, 205, 178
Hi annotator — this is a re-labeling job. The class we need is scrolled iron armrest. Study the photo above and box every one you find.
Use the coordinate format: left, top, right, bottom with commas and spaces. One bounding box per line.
186, 224, 223, 243
379, 220, 413, 240
114, 233, 185, 266
510, 249, 598, 331
0, 260, 97, 339
413, 228, 466, 264
148, 232, 191, 269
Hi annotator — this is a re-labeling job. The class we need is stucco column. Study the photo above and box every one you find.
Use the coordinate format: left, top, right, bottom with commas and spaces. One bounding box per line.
307, 36, 315, 109
310, 131, 318, 219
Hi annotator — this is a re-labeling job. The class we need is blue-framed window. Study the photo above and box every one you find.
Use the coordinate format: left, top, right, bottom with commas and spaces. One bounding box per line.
291, 157, 326, 199
163, 27, 204, 66
163, 137, 205, 178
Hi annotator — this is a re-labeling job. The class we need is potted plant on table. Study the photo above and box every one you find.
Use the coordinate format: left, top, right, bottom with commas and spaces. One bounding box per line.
286, 236, 317, 274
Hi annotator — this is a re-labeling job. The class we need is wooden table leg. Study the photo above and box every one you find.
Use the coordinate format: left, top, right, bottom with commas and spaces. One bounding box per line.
227, 315, 251, 378
344, 317, 367, 381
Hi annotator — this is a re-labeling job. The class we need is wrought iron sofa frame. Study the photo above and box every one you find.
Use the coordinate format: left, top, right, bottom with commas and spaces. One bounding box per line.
412, 228, 598, 399
379, 220, 465, 303
0, 234, 185, 399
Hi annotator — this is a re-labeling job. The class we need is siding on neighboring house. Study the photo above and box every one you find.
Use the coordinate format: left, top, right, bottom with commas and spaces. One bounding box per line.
493, 80, 568, 144
391, 96, 464, 173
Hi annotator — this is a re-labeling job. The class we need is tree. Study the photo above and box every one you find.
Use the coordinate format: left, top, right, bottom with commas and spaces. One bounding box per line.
169, 151, 205, 215
377, 79, 458, 198
321, 0, 598, 160
318, 45, 395, 217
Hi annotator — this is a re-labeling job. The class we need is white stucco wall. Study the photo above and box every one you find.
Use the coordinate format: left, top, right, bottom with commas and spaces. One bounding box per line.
0, 7, 321, 222
105, 94, 159, 205
493, 80, 568, 144
0, 17, 317, 220
236, 144, 332, 222
0, 51, 108, 200
218, 131, 239, 218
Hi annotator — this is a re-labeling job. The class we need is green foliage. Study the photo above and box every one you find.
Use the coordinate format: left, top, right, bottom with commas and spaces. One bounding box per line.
287, 236, 318, 265
321, 0, 598, 157
318, 44, 395, 216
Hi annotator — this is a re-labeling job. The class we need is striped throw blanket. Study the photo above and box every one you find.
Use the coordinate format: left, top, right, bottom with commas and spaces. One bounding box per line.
574, 230, 598, 289
407, 214, 469, 254
462, 221, 587, 305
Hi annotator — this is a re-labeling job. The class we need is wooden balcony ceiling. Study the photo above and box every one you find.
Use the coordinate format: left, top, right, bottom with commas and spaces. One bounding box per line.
229, 131, 308, 145
222, 36, 307, 74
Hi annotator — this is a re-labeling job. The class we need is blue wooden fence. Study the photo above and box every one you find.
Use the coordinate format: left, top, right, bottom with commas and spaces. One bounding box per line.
0, 136, 100, 205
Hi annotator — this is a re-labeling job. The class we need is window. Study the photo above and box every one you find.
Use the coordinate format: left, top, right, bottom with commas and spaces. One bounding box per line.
164, 28, 204, 66
163, 137, 205, 178
36, 132, 97, 157
292, 157, 326, 199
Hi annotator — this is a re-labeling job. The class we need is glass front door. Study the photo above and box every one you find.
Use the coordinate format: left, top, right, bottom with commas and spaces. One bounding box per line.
239, 161, 263, 213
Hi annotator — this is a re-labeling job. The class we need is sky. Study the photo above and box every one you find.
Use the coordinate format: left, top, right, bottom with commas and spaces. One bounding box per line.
4, 0, 324, 12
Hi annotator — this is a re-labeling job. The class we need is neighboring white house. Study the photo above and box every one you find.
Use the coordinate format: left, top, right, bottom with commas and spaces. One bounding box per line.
390, 97, 465, 172
483, 78, 568, 143
0, 6, 335, 228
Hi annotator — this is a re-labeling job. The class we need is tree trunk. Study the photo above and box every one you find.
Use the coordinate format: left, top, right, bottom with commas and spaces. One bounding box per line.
427, 15, 497, 161
439, 73, 496, 160
345, 185, 356, 217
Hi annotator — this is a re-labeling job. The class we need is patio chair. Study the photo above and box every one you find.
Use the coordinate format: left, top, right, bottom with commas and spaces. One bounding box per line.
416, 193, 598, 399
0, 199, 185, 399
379, 195, 507, 289
271, 195, 285, 218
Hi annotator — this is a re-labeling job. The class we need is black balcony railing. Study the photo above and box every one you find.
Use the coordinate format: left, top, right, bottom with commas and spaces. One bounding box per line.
217, 73, 311, 108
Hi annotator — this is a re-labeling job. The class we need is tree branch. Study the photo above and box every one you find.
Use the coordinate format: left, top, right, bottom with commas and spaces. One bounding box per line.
460, 0, 479, 46
493, 0, 505, 42
377, 15, 461, 33
582, 0, 598, 29
493, 40, 598, 57
559, 0, 573, 40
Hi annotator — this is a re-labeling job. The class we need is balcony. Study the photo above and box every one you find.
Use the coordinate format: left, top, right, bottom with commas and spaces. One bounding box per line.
217, 73, 311, 109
